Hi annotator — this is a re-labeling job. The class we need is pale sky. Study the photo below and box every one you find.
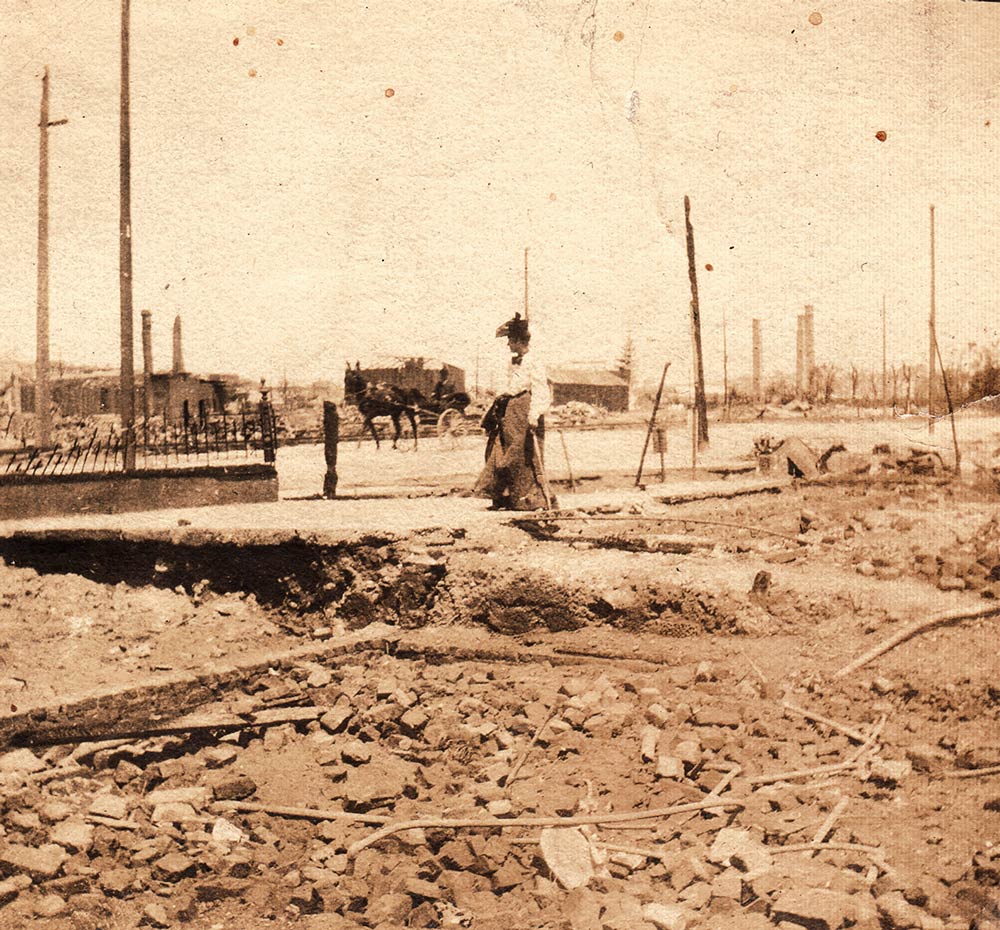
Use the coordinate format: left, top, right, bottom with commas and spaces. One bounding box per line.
1, 1, 997, 391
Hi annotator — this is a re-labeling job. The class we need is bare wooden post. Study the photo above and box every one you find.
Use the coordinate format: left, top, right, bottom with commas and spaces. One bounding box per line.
804, 304, 815, 401
119, 0, 136, 470
141, 310, 153, 422
36, 68, 52, 448
683, 197, 708, 447
35, 68, 67, 449
721, 306, 729, 420
751, 318, 762, 403
928, 205, 936, 435
323, 401, 339, 498
795, 314, 804, 399
881, 293, 887, 413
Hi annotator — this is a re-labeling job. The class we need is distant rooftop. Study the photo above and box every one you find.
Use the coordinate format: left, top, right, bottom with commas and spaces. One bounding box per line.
548, 366, 628, 387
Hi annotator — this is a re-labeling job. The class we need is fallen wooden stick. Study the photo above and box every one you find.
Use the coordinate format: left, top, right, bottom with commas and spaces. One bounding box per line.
510, 837, 667, 862
772, 841, 886, 864
212, 801, 392, 824
14, 706, 324, 748
846, 715, 886, 764
806, 796, 849, 857
504, 707, 559, 790
748, 759, 862, 787
936, 764, 1000, 779
782, 702, 867, 744
834, 605, 1000, 679
677, 762, 741, 828
346, 796, 745, 858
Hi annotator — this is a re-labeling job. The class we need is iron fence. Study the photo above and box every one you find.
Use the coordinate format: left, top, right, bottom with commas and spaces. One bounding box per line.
0, 401, 277, 478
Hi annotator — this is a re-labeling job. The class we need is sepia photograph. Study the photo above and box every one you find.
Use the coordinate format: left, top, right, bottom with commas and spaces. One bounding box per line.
0, 0, 999, 927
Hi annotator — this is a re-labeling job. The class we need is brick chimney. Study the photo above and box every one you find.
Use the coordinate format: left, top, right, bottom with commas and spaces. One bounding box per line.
172, 314, 185, 375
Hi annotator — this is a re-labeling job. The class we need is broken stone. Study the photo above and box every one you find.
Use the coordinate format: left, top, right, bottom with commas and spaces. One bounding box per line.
341, 740, 373, 765
307, 667, 333, 688
38, 802, 74, 824
400, 708, 429, 732
641, 726, 661, 762
210, 818, 246, 845
646, 703, 671, 727
153, 852, 196, 882
869, 759, 913, 783
871, 676, 896, 695
152, 802, 199, 824
694, 662, 715, 683
211, 774, 257, 801
674, 740, 702, 765
692, 707, 741, 728
366, 892, 412, 924
656, 756, 685, 780
142, 901, 170, 927
642, 902, 689, 930
342, 755, 417, 807
33, 894, 68, 918
876, 890, 928, 929
771, 888, 861, 930
49, 821, 94, 854
204, 745, 239, 769
708, 828, 773, 879
88, 795, 128, 821
0, 749, 45, 776
0, 874, 31, 906
319, 704, 353, 734
0, 843, 68, 880
403, 877, 440, 900
99, 868, 135, 896
539, 827, 594, 890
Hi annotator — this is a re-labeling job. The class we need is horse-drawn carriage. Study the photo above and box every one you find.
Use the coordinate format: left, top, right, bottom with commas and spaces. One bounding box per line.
343, 363, 475, 449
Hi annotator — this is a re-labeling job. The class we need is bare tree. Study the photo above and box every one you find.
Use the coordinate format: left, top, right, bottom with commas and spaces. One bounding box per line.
890, 364, 899, 411
850, 365, 860, 416
901, 364, 912, 414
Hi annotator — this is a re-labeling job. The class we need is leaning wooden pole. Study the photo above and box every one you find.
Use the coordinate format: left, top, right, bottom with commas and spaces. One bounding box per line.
119, 0, 136, 470
635, 360, 671, 486
683, 196, 708, 446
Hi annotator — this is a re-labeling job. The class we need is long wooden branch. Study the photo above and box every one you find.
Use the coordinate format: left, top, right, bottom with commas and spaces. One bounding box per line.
346, 796, 745, 858
834, 605, 1000, 679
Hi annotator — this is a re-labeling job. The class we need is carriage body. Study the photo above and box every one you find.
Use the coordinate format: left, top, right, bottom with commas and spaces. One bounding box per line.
344, 357, 473, 447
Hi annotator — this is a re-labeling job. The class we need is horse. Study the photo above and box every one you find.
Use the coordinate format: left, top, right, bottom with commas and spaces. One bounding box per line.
343, 364, 420, 450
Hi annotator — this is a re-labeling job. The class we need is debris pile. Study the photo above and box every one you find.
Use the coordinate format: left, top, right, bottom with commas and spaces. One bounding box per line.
0, 650, 976, 928
917, 513, 1000, 596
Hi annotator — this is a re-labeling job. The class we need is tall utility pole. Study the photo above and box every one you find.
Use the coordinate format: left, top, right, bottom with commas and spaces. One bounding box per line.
120, 0, 136, 469
35, 67, 68, 448
928, 205, 936, 435
881, 292, 887, 412
751, 318, 762, 403
721, 306, 729, 419
683, 196, 709, 447
804, 304, 815, 400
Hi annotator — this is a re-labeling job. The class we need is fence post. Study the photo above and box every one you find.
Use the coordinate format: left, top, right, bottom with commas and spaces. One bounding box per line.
259, 389, 277, 464
323, 401, 339, 499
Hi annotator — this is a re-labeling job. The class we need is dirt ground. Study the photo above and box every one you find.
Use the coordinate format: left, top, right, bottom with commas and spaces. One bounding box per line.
0, 434, 998, 928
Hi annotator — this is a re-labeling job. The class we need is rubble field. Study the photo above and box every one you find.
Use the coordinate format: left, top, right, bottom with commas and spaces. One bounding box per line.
0, 476, 998, 929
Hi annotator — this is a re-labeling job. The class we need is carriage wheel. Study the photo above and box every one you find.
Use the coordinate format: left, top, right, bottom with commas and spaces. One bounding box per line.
437, 408, 467, 449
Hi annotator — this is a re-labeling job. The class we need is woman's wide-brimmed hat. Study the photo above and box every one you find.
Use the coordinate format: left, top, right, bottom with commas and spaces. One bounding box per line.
495, 312, 529, 340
